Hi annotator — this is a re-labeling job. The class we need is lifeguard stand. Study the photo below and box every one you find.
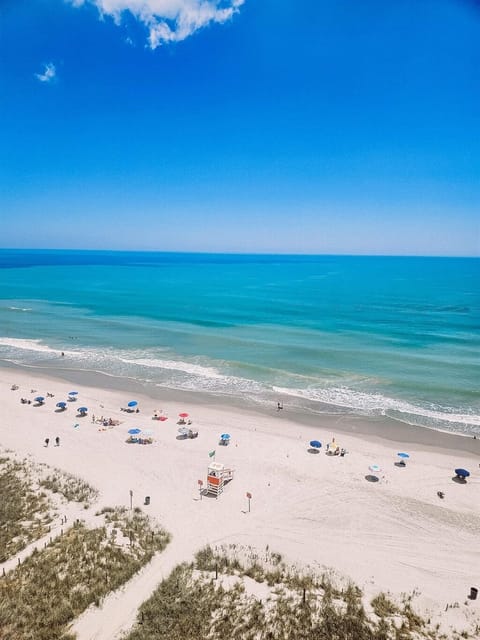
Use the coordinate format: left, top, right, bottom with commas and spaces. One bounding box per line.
206, 462, 234, 498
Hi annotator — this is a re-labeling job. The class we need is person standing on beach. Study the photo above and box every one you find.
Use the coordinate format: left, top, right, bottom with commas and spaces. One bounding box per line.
55, 436, 60, 446
44, 438, 49, 447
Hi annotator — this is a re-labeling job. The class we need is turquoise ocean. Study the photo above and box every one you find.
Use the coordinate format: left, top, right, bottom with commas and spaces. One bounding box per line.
0, 249, 479, 436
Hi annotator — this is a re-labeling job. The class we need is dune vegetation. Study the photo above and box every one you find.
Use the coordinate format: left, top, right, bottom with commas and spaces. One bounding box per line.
124, 544, 474, 640
0, 456, 53, 562
39, 467, 99, 507
0, 507, 170, 640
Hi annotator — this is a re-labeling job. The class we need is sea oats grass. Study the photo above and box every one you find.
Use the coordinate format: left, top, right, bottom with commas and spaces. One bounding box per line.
123, 545, 468, 640
38, 468, 99, 507
0, 508, 170, 640
0, 457, 53, 562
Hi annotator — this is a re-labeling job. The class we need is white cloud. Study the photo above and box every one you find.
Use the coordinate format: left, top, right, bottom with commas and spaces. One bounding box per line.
69, 0, 244, 48
35, 62, 57, 83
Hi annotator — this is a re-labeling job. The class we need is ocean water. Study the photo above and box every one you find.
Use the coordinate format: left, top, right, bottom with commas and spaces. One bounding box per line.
0, 249, 479, 436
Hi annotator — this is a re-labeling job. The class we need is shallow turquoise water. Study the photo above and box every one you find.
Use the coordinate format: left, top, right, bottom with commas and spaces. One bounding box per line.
0, 250, 479, 434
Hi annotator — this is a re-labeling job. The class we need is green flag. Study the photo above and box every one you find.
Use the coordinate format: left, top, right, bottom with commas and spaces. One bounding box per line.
208, 450, 215, 458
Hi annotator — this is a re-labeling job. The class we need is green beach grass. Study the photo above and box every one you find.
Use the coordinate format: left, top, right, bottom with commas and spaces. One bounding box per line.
39, 467, 99, 508
0, 456, 53, 563
0, 507, 170, 640
123, 544, 475, 640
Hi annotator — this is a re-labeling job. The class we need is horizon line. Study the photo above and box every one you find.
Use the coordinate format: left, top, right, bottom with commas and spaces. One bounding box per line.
0, 247, 478, 259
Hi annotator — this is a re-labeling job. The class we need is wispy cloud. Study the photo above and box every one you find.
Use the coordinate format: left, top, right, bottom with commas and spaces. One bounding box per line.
35, 62, 57, 83
68, 0, 244, 48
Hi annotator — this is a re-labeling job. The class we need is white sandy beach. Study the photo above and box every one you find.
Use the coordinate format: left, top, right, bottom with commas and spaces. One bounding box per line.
1, 366, 479, 639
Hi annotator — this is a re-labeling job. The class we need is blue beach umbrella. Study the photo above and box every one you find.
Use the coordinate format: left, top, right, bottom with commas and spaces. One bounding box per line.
369, 464, 382, 474
68, 391, 78, 396
454, 468, 470, 478
310, 440, 322, 449
56, 401, 67, 408
34, 396, 45, 403
220, 433, 231, 441
128, 400, 138, 408
78, 406, 88, 413
128, 428, 141, 435
397, 452, 410, 459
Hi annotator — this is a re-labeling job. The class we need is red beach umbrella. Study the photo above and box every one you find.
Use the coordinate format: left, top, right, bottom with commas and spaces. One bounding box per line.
179, 412, 189, 418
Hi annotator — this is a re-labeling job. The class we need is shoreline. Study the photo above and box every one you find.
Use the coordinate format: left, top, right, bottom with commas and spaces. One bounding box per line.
3, 359, 479, 457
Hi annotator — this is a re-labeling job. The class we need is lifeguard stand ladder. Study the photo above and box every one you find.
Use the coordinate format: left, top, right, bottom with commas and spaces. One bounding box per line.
207, 462, 234, 498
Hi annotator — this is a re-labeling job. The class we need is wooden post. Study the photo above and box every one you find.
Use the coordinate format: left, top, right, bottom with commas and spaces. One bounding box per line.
246, 492, 252, 513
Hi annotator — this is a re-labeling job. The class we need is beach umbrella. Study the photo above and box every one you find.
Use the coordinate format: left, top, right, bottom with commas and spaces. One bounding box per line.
159, 416, 168, 421
127, 400, 138, 408
128, 428, 141, 435
369, 464, 382, 474
179, 412, 189, 418
178, 426, 189, 436
220, 433, 231, 441
78, 407, 88, 413
56, 401, 67, 409
397, 452, 410, 459
454, 468, 470, 478
310, 440, 322, 449
68, 391, 78, 396
34, 396, 45, 403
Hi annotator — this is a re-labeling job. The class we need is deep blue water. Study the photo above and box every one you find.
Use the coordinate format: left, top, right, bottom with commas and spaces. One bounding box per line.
0, 249, 479, 435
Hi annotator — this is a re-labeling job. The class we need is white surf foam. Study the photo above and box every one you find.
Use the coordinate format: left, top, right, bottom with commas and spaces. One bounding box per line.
0, 337, 58, 354
273, 385, 480, 429
118, 356, 222, 379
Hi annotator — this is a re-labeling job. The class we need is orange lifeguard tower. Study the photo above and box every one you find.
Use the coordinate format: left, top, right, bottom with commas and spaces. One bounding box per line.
206, 462, 234, 498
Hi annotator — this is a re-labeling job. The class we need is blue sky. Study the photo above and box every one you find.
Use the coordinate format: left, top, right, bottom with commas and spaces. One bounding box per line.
1, 0, 479, 255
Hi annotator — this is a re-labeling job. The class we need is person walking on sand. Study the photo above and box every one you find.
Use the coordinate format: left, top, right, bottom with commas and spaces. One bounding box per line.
44, 438, 49, 447
55, 436, 60, 447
